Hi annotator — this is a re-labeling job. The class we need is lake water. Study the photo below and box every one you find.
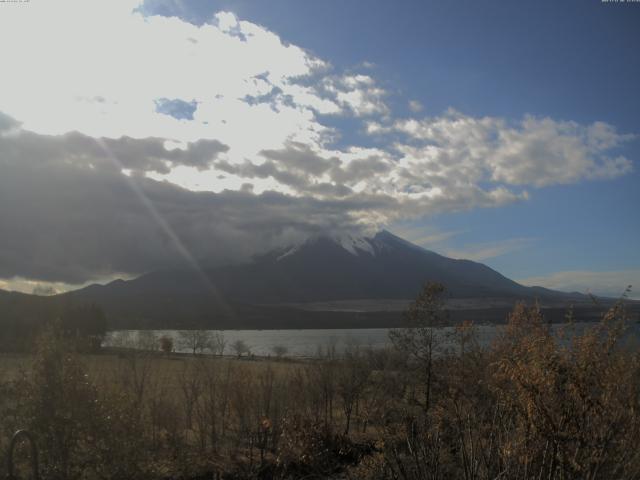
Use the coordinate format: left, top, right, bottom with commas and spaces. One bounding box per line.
104, 322, 637, 357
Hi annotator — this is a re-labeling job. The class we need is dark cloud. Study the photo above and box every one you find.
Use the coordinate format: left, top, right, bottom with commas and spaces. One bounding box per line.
102, 136, 229, 173
329, 156, 392, 184
214, 143, 390, 198
214, 142, 358, 197
0, 114, 537, 285
0, 123, 228, 176
0, 121, 397, 283
260, 142, 337, 176
0, 111, 20, 131
215, 158, 303, 188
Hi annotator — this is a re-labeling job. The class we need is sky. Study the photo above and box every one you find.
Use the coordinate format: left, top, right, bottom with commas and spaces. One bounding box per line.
0, 0, 638, 298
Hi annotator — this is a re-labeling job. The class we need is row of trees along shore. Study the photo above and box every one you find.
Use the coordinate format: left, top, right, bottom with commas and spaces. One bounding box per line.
109, 330, 259, 358
1, 283, 639, 479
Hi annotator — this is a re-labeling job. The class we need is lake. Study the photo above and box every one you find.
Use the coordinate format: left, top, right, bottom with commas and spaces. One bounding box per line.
104, 322, 637, 357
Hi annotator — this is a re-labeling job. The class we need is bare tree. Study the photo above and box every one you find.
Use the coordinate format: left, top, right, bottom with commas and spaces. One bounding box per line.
271, 344, 288, 359
110, 330, 135, 349
389, 282, 447, 413
159, 335, 173, 355
116, 349, 153, 407
177, 361, 203, 431
336, 344, 371, 435
210, 331, 226, 356
178, 330, 215, 356
307, 348, 338, 430
136, 330, 158, 351
231, 339, 250, 358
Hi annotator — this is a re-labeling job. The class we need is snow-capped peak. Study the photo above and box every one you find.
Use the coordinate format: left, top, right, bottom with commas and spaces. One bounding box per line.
334, 233, 376, 256
274, 232, 378, 262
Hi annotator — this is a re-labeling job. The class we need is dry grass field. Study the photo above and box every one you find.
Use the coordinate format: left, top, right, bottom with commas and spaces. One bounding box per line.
2, 292, 640, 479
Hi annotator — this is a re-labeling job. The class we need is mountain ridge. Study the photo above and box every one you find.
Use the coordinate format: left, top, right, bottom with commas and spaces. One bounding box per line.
57, 230, 591, 326
1, 230, 632, 329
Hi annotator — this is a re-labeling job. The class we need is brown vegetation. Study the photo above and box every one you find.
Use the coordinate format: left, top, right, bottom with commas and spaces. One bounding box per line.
1, 284, 639, 479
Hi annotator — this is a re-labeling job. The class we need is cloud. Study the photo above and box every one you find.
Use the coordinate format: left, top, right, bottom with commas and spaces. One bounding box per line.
0, 117, 531, 284
443, 238, 536, 261
0, 276, 124, 296
490, 118, 634, 186
0, 121, 402, 283
0, 2, 635, 286
0, 2, 631, 203
409, 231, 462, 248
369, 110, 634, 190
0, 111, 20, 132
518, 270, 640, 300
0, 127, 228, 175
388, 225, 463, 249
324, 74, 389, 117
386, 226, 535, 261
408, 100, 424, 113
0, 1, 398, 199
0, 3, 385, 147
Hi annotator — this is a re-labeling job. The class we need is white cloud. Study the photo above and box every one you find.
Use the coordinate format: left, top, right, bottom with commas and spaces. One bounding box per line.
408, 100, 424, 113
0, 2, 636, 285
518, 270, 640, 300
0, 1, 394, 196
0, 276, 125, 296
372, 110, 634, 191
0, 3, 369, 148
327, 75, 389, 116
490, 117, 633, 186
0, 2, 632, 209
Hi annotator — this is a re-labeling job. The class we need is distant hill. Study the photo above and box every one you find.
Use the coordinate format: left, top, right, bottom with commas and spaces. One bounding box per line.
0, 288, 106, 351
47, 230, 608, 329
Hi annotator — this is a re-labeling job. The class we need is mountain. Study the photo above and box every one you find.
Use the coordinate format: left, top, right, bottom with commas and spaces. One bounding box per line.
56, 230, 598, 329
198, 230, 566, 302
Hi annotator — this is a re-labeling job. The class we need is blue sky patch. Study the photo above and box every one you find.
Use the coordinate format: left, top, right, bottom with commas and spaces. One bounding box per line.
154, 98, 198, 120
